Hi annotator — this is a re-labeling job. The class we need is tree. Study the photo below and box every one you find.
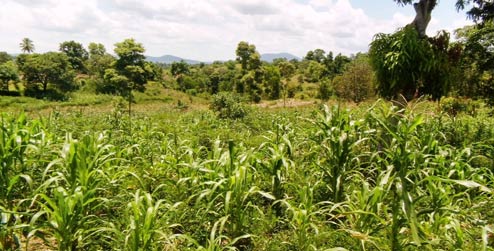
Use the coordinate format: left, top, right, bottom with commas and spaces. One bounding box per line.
59, 41, 89, 72
333, 55, 375, 103
276, 60, 296, 105
18, 52, 75, 94
305, 49, 326, 63
170, 60, 190, 77
370, 0, 487, 101
263, 65, 281, 99
104, 38, 153, 115
304, 61, 325, 83
236, 41, 258, 72
393, 0, 438, 37
369, 26, 461, 100
0, 61, 18, 92
456, 0, 494, 25
86, 43, 114, 79
235, 41, 263, 102
454, 21, 494, 103
394, 0, 493, 36
88, 42, 106, 57
319, 78, 332, 101
19, 38, 35, 53
0, 52, 12, 64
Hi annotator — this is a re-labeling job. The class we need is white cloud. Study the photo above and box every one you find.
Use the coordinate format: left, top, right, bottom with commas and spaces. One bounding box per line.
0, 0, 473, 61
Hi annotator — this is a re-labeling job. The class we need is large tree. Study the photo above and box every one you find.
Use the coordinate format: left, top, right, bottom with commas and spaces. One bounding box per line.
19, 38, 35, 54
236, 41, 258, 72
0, 61, 18, 92
395, 0, 494, 36
86, 43, 115, 79
456, 0, 494, 25
454, 21, 494, 102
370, 26, 461, 100
0, 52, 12, 64
369, 0, 481, 101
59, 40, 89, 72
235, 41, 263, 102
104, 38, 154, 115
17, 52, 75, 93
393, 0, 438, 37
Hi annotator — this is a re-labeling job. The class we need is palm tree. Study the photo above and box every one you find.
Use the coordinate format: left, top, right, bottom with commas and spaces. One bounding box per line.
20, 38, 35, 53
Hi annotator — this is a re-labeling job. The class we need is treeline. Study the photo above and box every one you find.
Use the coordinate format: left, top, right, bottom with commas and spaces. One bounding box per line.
0, 21, 493, 105
0, 38, 372, 103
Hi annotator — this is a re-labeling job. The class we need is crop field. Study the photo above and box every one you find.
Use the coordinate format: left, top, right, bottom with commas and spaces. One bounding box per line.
1, 99, 493, 251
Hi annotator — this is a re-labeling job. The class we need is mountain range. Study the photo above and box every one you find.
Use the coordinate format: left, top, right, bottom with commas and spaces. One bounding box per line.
145, 55, 201, 65
145, 52, 300, 64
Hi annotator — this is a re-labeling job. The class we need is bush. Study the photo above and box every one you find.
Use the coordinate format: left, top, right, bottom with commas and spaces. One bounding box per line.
440, 96, 480, 116
210, 92, 248, 119
318, 78, 332, 101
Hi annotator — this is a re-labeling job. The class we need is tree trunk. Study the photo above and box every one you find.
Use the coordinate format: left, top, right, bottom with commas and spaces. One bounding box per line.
412, 0, 437, 37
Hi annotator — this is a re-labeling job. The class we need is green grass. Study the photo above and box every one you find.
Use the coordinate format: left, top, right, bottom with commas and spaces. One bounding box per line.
0, 97, 493, 250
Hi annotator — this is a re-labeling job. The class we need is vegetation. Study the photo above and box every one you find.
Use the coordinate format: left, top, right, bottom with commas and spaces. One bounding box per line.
0, 2, 493, 250
0, 99, 493, 250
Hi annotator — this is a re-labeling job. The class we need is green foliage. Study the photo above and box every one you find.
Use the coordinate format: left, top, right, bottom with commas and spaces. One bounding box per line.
110, 38, 153, 92
235, 41, 264, 102
210, 92, 248, 119
318, 78, 332, 101
263, 65, 282, 99
333, 55, 375, 103
0, 52, 12, 65
456, 0, 494, 25
19, 38, 34, 54
304, 61, 325, 83
236, 41, 259, 72
59, 40, 89, 72
369, 26, 459, 100
454, 22, 494, 104
0, 62, 18, 92
440, 96, 481, 116
17, 52, 76, 96
171, 60, 190, 77
0, 100, 492, 250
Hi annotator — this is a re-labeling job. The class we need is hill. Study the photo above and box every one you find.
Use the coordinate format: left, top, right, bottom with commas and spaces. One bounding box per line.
261, 53, 300, 62
146, 55, 201, 65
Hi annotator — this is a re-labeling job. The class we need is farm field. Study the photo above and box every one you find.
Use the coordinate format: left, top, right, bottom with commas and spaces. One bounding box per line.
1, 97, 493, 251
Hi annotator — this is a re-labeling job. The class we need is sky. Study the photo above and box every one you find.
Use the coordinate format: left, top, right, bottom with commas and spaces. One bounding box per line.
0, 0, 473, 61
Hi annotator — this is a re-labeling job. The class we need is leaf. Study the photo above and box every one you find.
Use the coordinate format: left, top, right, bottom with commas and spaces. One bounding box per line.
323, 248, 349, 251
257, 191, 275, 200
453, 180, 492, 193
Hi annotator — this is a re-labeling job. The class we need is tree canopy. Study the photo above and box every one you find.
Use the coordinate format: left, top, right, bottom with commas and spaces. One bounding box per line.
456, 0, 494, 25
59, 41, 89, 72
17, 52, 74, 93
0, 61, 18, 91
19, 38, 35, 54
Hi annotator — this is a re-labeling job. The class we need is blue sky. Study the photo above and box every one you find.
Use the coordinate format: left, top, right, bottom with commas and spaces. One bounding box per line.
0, 0, 473, 61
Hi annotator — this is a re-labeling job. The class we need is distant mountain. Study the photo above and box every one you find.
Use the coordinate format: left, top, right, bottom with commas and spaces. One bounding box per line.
146, 55, 201, 65
261, 53, 300, 62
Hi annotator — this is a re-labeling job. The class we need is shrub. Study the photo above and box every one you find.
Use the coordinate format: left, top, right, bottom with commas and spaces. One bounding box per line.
210, 92, 248, 119
318, 78, 332, 101
440, 96, 480, 116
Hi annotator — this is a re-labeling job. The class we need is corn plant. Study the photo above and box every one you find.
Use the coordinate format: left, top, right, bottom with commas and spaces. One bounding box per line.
282, 182, 336, 250
118, 190, 175, 251
259, 123, 294, 217
0, 113, 36, 250
185, 216, 252, 251
29, 132, 114, 250
310, 105, 366, 204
